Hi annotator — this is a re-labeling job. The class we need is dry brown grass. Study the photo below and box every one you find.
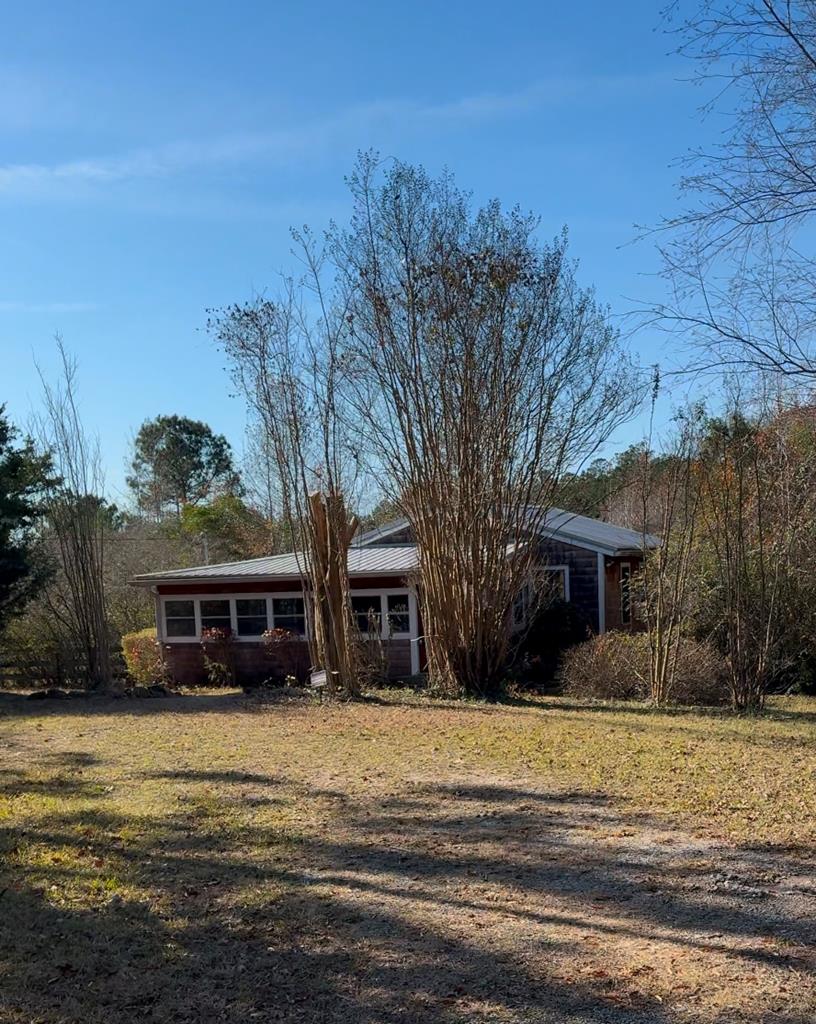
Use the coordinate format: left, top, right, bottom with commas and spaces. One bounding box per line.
0, 690, 814, 1022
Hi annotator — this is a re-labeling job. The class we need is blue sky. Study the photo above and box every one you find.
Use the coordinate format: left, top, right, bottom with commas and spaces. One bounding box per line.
2, 0, 716, 503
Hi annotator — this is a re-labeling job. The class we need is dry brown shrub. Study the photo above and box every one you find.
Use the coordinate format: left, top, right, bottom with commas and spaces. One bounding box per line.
562, 632, 728, 706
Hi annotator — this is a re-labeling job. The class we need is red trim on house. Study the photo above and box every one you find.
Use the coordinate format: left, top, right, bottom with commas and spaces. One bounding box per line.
156, 575, 411, 595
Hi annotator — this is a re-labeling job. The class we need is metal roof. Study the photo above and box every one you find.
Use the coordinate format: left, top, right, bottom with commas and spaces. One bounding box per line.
131, 544, 420, 585
536, 509, 660, 555
132, 508, 658, 586
353, 519, 413, 546
356, 509, 660, 556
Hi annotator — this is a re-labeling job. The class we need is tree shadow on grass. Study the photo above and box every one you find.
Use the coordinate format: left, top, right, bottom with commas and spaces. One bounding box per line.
1, 766, 815, 1023
0, 816, 667, 1023
0, 689, 319, 722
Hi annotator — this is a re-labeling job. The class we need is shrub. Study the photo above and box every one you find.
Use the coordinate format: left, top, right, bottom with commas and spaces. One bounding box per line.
562, 632, 647, 701
122, 627, 164, 685
200, 626, 235, 686
669, 639, 731, 705
262, 628, 311, 685
2, 599, 92, 689
511, 599, 591, 688
562, 631, 728, 706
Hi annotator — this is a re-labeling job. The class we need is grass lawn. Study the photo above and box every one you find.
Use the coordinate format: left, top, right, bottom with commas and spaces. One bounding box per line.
1, 689, 815, 1023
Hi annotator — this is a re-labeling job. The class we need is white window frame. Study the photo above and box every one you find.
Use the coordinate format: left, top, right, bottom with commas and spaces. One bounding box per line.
162, 597, 198, 639
269, 594, 309, 638
348, 588, 415, 640
160, 588, 418, 644
161, 592, 305, 644
512, 565, 571, 630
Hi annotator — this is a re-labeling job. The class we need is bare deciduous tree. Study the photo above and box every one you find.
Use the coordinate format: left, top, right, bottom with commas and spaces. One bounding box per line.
334, 156, 641, 698
209, 235, 363, 698
657, 2, 816, 380
36, 341, 113, 690
694, 391, 816, 709
639, 393, 704, 705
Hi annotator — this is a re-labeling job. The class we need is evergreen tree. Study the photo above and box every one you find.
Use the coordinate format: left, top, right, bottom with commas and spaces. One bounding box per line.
0, 406, 54, 631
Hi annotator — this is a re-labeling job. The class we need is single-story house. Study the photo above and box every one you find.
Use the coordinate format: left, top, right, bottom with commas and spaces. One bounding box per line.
131, 510, 659, 686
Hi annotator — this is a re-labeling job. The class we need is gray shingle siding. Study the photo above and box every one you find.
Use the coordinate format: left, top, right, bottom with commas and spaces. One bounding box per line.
538, 539, 600, 633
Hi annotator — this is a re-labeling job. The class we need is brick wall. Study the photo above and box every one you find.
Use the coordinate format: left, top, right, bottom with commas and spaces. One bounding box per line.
163, 637, 412, 687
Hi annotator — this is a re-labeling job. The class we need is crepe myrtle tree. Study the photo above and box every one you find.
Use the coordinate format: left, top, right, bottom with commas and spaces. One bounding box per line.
333, 155, 642, 698
637, 392, 705, 706
208, 232, 363, 699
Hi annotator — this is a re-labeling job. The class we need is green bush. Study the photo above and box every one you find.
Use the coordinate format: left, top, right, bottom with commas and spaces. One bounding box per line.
122, 627, 163, 685
562, 631, 729, 706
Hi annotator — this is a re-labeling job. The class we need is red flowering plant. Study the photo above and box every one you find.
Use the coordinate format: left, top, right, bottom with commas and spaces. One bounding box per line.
200, 626, 235, 686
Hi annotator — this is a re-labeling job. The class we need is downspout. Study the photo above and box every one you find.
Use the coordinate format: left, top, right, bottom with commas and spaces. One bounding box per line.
152, 586, 164, 643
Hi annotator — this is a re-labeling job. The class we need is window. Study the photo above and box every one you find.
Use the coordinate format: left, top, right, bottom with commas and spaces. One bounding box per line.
236, 598, 268, 636
386, 594, 410, 635
620, 563, 632, 625
512, 585, 531, 626
351, 595, 381, 634
272, 597, 306, 636
200, 599, 231, 632
542, 567, 567, 601
512, 567, 569, 629
165, 599, 196, 637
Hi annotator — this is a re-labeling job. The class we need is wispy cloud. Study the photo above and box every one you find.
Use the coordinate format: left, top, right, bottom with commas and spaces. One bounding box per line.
0, 71, 676, 200
0, 301, 97, 314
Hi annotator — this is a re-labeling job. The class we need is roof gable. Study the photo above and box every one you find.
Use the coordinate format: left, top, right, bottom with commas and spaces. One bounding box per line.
356, 509, 659, 556
536, 509, 659, 555
354, 519, 413, 547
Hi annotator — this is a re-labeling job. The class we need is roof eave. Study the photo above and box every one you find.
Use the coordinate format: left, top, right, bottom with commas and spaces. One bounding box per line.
538, 525, 660, 557
130, 566, 417, 587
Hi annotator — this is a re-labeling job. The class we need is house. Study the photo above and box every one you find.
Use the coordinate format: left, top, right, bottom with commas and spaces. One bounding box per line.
131, 510, 659, 686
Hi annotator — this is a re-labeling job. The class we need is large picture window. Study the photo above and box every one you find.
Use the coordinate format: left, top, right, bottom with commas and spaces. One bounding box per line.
386, 594, 410, 635
351, 595, 382, 634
